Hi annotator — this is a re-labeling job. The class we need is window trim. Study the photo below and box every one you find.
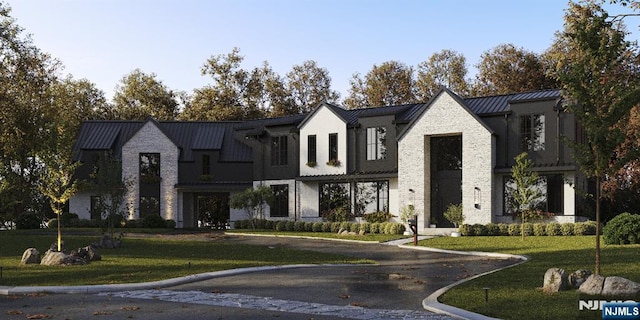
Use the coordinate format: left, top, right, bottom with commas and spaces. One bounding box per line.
366, 127, 387, 161
520, 114, 546, 152
307, 135, 317, 163
271, 136, 288, 166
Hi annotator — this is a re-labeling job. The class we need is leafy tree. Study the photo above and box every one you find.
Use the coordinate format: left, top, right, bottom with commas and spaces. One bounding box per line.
343, 61, 416, 109
284, 60, 340, 113
181, 48, 268, 121
0, 3, 60, 222
111, 69, 179, 120
229, 185, 274, 228
472, 43, 557, 96
552, 0, 640, 274
416, 49, 470, 100
507, 152, 545, 239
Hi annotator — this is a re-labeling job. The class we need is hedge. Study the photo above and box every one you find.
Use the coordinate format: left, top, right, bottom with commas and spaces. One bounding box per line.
459, 221, 598, 236
233, 219, 406, 235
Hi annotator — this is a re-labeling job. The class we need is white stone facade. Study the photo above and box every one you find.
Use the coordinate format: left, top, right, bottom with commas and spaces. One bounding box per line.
121, 121, 179, 222
398, 91, 495, 230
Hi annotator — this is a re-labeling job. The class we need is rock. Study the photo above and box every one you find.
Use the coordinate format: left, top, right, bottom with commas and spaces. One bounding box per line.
41, 250, 86, 266
49, 241, 66, 252
337, 228, 345, 235
579, 274, 605, 296
568, 270, 592, 289
20, 248, 40, 265
340, 230, 349, 235
99, 234, 114, 249
543, 268, 567, 293
70, 246, 101, 262
602, 276, 640, 298
358, 229, 366, 236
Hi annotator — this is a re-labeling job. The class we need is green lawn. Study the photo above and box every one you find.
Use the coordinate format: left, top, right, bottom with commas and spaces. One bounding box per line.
420, 236, 640, 320
0, 230, 372, 287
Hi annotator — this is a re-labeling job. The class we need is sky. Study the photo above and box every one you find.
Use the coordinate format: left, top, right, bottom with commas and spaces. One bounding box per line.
6, 1, 639, 102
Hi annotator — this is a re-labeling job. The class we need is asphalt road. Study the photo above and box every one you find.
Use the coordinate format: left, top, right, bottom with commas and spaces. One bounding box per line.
0, 234, 519, 320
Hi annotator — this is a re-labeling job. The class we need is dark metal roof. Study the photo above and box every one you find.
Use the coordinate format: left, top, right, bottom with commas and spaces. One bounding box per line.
74, 120, 251, 163
236, 113, 307, 130
465, 89, 561, 115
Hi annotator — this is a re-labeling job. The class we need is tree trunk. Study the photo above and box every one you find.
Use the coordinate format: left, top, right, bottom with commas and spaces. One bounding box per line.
595, 176, 601, 275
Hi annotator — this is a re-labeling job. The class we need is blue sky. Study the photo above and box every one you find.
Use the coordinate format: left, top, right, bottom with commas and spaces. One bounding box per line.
6, 1, 638, 102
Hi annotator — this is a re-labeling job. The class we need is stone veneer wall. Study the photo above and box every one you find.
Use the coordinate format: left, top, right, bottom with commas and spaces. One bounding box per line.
398, 91, 495, 230
121, 121, 179, 222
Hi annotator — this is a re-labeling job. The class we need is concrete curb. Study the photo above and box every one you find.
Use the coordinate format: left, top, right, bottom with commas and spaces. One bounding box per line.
0, 263, 357, 295
397, 243, 529, 320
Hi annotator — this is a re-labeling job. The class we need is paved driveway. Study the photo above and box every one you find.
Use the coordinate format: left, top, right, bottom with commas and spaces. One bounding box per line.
0, 234, 519, 319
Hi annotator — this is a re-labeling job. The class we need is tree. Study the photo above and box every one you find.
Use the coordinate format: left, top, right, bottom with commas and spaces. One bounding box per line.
472, 43, 558, 96
181, 48, 268, 121
507, 152, 545, 239
343, 61, 416, 109
552, 0, 640, 274
284, 60, 340, 113
416, 49, 470, 100
0, 3, 60, 223
229, 185, 274, 228
111, 69, 179, 120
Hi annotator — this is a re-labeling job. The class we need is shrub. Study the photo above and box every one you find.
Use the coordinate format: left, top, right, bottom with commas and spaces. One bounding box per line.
321, 222, 332, 232
322, 207, 353, 222
339, 221, 350, 231
349, 223, 360, 233
304, 222, 314, 232
360, 222, 370, 233
533, 223, 546, 236
443, 203, 465, 227
459, 224, 472, 236
370, 222, 380, 234
285, 221, 295, 231
560, 223, 574, 236
363, 211, 392, 223
573, 222, 592, 235
294, 221, 305, 232
275, 221, 287, 231
142, 214, 166, 228
380, 222, 391, 234
521, 223, 533, 236
60, 212, 79, 227
498, 223, 510, 236
264, 220, 274, 230
508, 224, 521, 236
47, 218, 59, 229
165, 219, 177, 228
472, 223, 488, 236
546, 222, 561, 236
582, 221, 597, 235
603, 212, 640, 245
485, 223, 500, 236
330, 222, 341, 233
15, 212, 42, 229
312, 222, 323, 232
253, 219, 266, 229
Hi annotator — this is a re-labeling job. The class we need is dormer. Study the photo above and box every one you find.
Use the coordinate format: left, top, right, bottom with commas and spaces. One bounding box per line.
298, 103, 348, 176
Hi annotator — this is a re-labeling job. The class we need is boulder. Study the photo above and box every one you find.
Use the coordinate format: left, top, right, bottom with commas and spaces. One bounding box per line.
49, 241, 66, 252
543, 268, 567, 293
601, 276, 640, 298
568, 270, 592, 289
20, 248, 40, 265
41, 250, 86, 266
99, 234, 114, 249
70, 246, 101, 262
579, 274, 605, 296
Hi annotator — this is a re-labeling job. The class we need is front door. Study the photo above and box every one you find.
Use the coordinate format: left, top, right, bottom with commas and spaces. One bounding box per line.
196, 193, 230, 229
430, 135, 462, 227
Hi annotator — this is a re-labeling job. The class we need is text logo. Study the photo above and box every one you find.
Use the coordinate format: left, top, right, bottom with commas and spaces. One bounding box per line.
602, 301, 640, 320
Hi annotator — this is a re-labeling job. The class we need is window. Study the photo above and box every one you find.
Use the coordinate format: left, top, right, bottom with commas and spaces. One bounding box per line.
307, 135, 317, 163
140, 153, 160, 182
140, 196, 160, 217
270, 185, 289, 217
202, 154, 210, 175
271, 136, 288, 166
90, 196, 102, 220
319, 182, 350, 217
355, 181, 389, 216
328, 133, 338, 161
366, 127, 387, 160
503, 174, 563, 215
520, 114, 545, 151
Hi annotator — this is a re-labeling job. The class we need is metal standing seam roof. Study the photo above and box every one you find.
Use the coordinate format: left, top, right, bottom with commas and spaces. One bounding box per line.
465, 89, 561, 115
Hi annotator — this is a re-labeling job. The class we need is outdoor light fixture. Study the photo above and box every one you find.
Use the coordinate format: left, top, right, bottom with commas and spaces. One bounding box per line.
474, 187, 481, 209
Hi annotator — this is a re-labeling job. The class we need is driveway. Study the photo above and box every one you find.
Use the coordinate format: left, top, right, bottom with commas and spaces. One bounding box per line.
0, 234, 519, 319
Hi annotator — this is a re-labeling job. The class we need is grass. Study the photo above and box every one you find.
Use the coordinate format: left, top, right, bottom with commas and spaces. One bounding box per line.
0, 229, 372, 287
420, 236, 640, 320
226, 229, 410, 242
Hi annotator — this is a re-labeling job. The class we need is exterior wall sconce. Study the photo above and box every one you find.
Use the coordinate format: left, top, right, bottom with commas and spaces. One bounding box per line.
474, 187, 481, 209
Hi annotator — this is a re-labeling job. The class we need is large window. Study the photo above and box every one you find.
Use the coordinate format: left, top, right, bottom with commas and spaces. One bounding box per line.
355, 181, 389, 216
503, 174, 563, 215
140, 153, 160, 182
328, 133, 338, 162
271, 136, 288, 166
319, 182, 350, 217
307, 135, 317, 163
270, 185, 289, 217
90, 196, 102, 220
520, 114, 545, 151
366, 127, 387, 160
202, 154, 210, 175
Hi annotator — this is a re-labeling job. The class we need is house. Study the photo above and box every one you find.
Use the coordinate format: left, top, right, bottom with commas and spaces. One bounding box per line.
69, 88, 589, 232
